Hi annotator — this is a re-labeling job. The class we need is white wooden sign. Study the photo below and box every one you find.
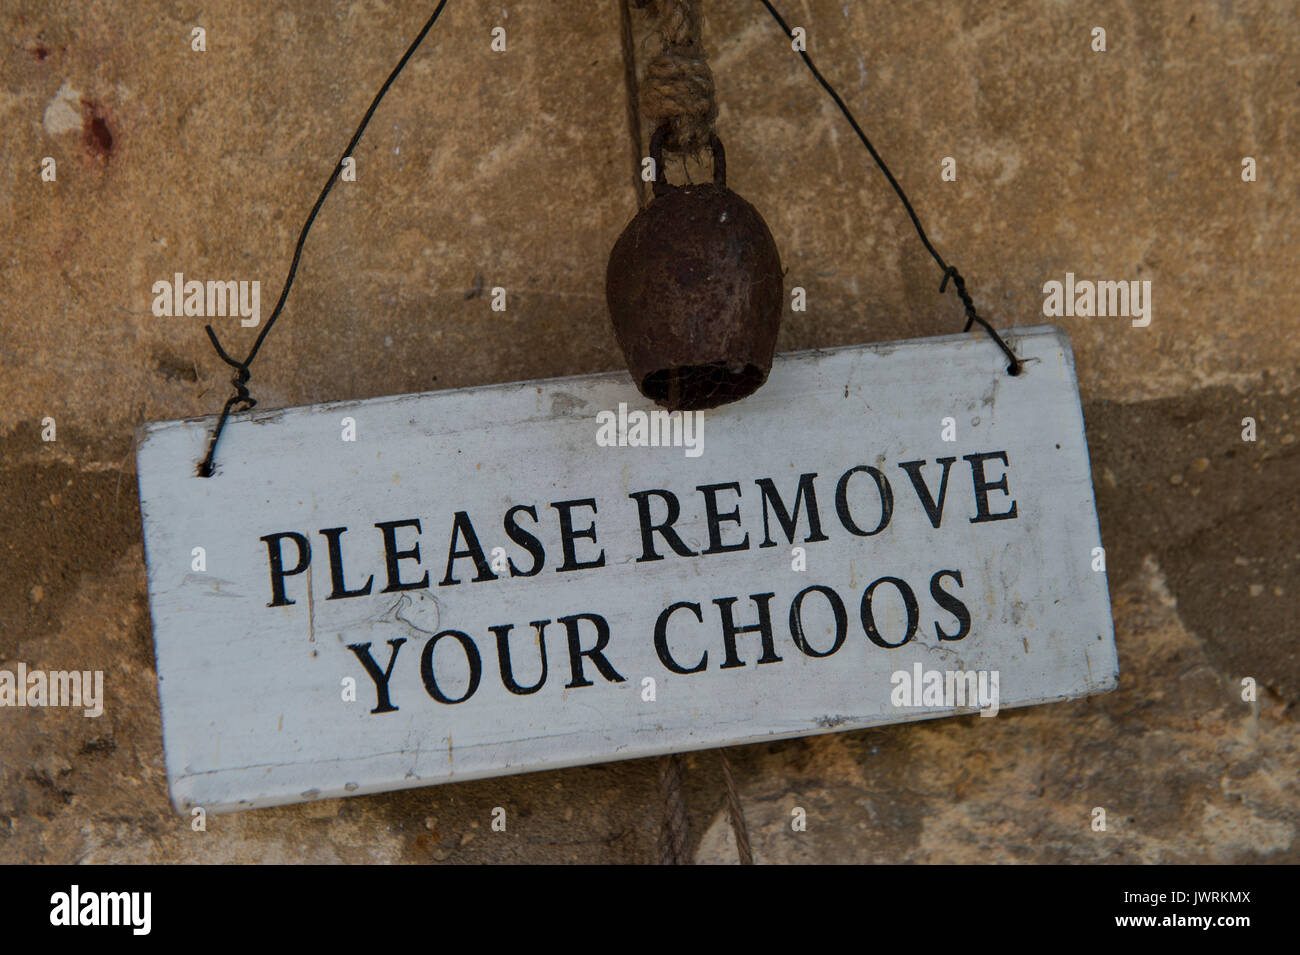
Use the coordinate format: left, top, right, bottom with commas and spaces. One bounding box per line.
137, 325, 1116, 813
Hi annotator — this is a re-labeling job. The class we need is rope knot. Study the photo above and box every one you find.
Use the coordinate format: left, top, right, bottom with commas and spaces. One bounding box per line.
639, 0, 717, 155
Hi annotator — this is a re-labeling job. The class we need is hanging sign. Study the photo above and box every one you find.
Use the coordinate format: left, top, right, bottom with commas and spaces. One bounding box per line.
137, 325, 1116, 813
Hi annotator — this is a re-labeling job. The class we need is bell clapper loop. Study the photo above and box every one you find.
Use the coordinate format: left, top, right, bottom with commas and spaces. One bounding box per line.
649, 122, 726, 197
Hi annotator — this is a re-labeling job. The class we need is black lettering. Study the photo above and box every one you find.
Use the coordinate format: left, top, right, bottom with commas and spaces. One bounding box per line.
628, 489, 697, 561
964, 451, 1018, 523
560, 612, 626, 687
374, 519, 430, 592
930, 569, 971, 641
419, 630, 483, 704
714, 594, 782, 669
319, 526, 374, 599
696, 482, 751, 555
346, 638, 406, 714
261, 531, 311, 607
440, 511, 498, 585
755, 474, 829, 547
788, 585, 848, 658
550, 499, 606, 572
491, 620, 550, 695
653, 602, 708, 674
898, 457, 957, 529
503, 505, 545, 577
835, 466, 894, 536
860, 576, 918, 648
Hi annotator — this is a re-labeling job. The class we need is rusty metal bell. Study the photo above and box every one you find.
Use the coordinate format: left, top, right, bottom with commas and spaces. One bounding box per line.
606, 126, 783, 411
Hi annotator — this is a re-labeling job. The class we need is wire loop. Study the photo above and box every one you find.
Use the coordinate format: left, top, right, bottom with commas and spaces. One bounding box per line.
196, 0, 452, 476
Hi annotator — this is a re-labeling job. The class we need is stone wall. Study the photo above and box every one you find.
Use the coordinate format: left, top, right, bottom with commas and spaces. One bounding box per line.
1, 0, 1295, 863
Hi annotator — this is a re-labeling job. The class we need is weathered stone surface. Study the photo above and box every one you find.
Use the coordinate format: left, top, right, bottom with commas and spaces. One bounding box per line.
1, 0, 1296, 863
697, 546, 1298, 864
